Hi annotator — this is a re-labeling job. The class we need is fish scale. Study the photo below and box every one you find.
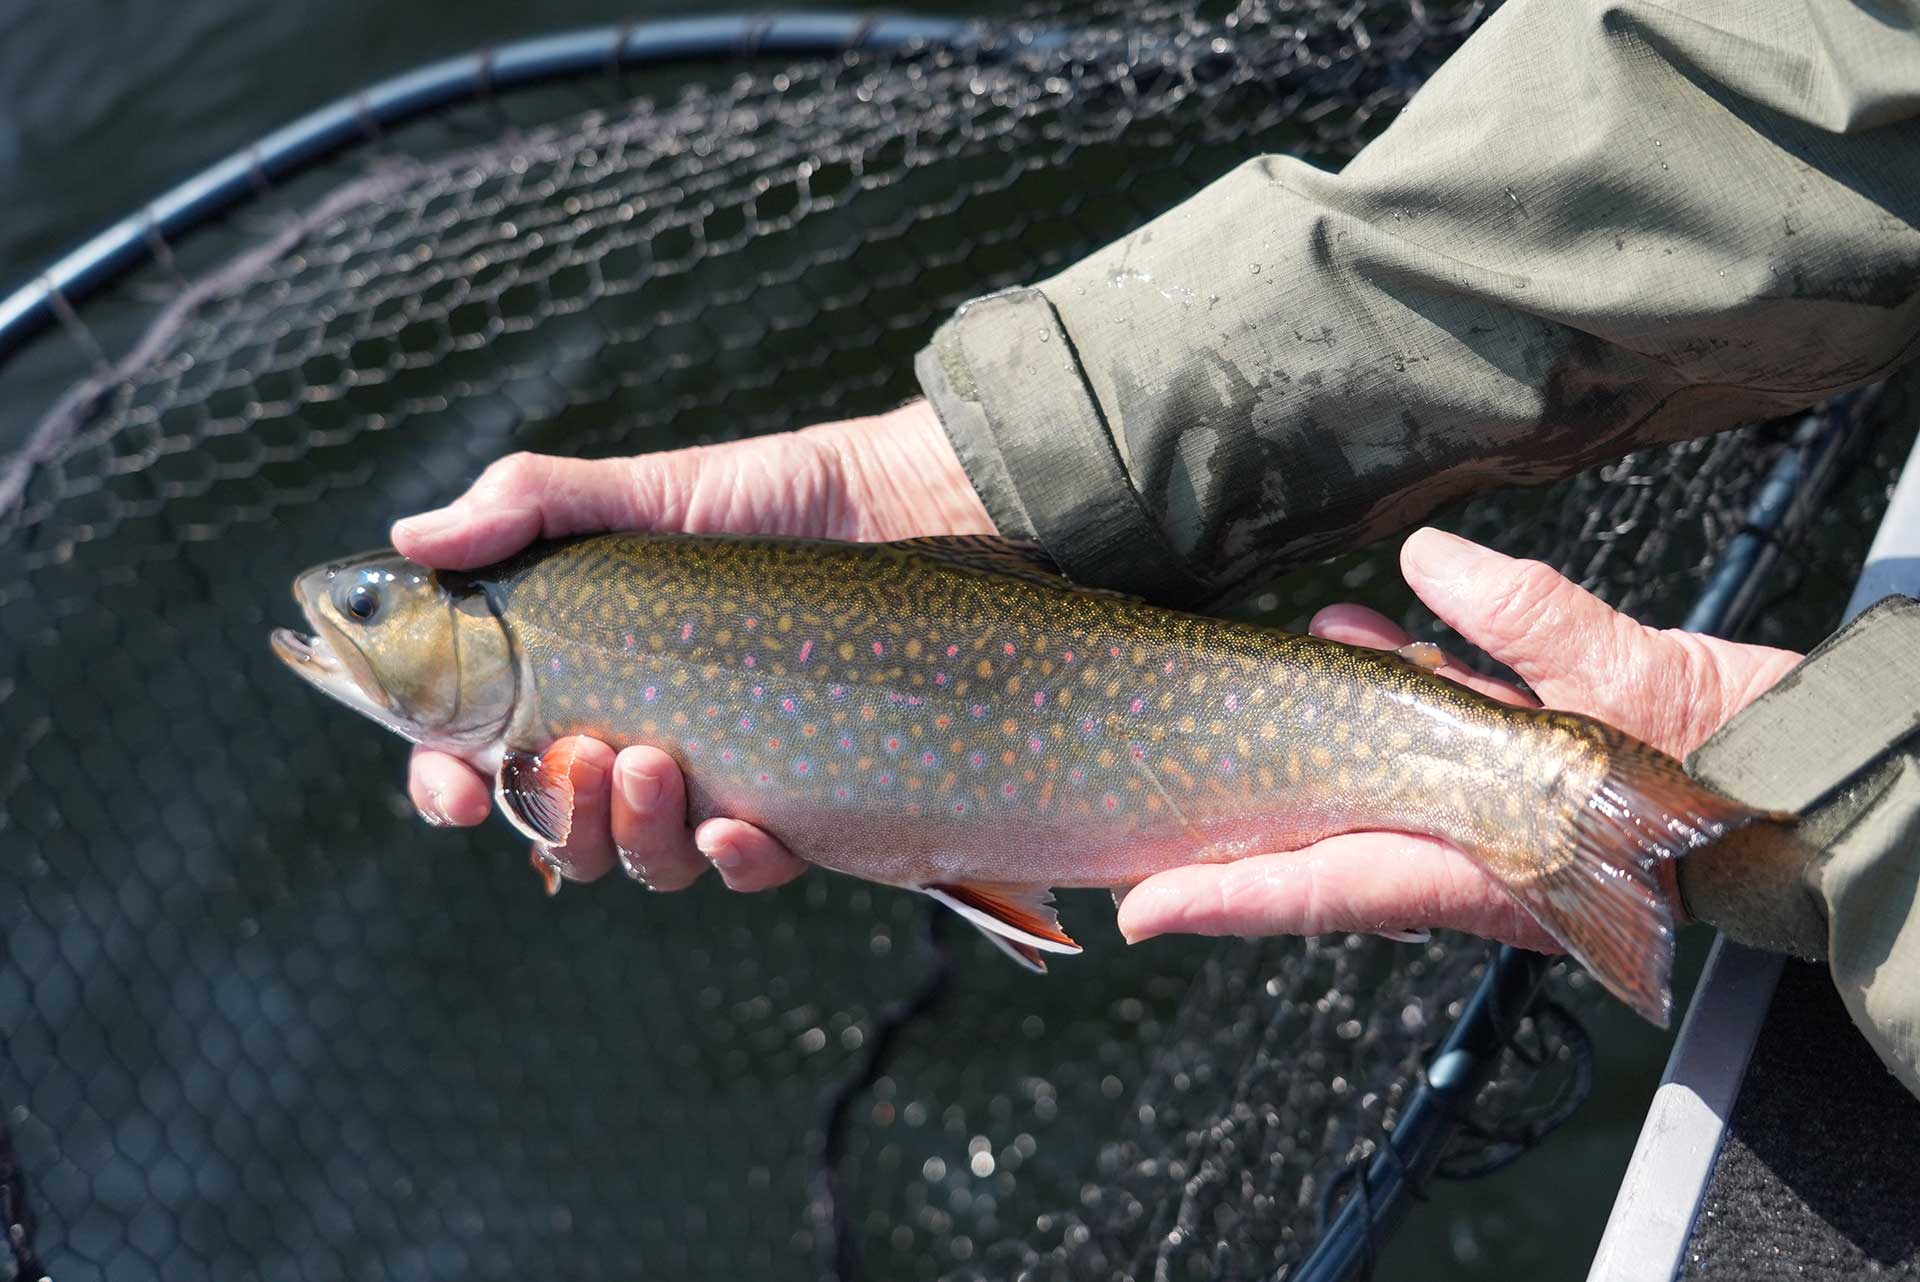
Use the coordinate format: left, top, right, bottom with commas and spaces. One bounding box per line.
275, 531, 1790, 1023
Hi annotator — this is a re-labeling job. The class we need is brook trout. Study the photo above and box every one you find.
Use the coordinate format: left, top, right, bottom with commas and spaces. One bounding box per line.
272, 532, 1782, 1024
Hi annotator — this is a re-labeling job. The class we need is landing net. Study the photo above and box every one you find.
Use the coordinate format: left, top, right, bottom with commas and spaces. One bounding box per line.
0, 5, 1911, 1280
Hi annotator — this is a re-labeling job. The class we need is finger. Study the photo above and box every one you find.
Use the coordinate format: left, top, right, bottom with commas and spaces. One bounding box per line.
610, 746, 707, 890
392, 452, 654, 569
1114, 832, 1555, 953
692, 818, 810, 892
1399, 528, 1640, 711
1309, 603, 1538, 708
538, 736, 618, 884
409, 748, 493, 827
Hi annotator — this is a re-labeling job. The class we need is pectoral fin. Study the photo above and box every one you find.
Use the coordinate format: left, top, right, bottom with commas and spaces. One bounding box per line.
924, 882, 1081, 956
496, 741, 582, 846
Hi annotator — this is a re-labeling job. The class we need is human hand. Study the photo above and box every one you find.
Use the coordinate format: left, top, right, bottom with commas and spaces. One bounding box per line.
394, 398, 994, 888
1114, 528, 1806, 952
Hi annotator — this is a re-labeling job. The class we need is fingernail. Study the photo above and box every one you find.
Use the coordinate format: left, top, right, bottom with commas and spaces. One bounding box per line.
393, 507, 456, 541
1401, 527, 1484, 583
616, 845, 658, 889
695, 829, 741, 876
619, 761, 662, 812
419, 788, 453, 827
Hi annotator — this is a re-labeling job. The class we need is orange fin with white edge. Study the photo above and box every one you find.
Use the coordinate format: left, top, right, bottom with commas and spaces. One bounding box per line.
924, 882, 1081, 956
1501, 728, 1787, 1028
972, 926, 1050, 973
529, 849, 563, 896
496, 740, 582, 847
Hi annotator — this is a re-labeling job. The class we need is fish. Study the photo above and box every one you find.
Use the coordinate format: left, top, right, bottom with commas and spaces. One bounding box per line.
271, 531, 1790, 1024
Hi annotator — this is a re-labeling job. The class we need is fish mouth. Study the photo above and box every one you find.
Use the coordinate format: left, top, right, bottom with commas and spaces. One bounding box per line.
271, 616, 399, 720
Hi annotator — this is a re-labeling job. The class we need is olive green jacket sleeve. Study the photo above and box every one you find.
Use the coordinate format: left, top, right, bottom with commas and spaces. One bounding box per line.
914, 0, 1920, 607
1678, 596, 1920, 1100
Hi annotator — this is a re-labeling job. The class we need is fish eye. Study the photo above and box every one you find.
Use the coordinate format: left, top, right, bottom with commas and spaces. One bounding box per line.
339, 582, 382, 624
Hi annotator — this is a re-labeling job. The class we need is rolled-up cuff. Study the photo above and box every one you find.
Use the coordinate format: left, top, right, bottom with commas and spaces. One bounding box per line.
914, 287, 1210, 606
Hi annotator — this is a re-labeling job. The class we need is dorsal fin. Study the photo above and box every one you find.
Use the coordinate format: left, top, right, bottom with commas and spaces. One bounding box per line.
890, 535, 1141, 601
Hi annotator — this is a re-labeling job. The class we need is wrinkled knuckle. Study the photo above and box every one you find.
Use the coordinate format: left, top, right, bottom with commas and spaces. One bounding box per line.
480, 450, 548, 496
1482, 558, 1567, 648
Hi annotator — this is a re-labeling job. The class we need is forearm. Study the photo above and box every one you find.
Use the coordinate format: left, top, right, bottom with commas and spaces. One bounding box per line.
917, 0, 1920, 605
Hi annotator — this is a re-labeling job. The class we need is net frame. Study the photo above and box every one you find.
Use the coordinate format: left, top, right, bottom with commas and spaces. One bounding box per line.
0, 10, 1896, 1282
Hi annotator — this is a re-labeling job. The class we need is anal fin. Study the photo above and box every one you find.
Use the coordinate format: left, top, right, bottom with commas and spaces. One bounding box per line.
925, 882, 1081, 956
496, 740, 582, 846
974, 927, 1050, 973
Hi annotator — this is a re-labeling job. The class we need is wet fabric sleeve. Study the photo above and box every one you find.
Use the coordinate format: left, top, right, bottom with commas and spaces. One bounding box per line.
1679, 596, 1920, 1101
913, 0, 1920, 607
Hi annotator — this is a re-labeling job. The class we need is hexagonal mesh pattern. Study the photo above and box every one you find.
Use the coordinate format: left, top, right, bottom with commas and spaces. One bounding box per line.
0, 3, 1911, 1280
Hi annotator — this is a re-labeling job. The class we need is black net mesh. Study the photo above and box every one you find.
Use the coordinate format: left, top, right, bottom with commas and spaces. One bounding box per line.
1, 3, 1913, 1280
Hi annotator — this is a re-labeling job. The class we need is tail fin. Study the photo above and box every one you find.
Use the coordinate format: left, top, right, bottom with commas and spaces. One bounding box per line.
1508, 733, 1789, 1026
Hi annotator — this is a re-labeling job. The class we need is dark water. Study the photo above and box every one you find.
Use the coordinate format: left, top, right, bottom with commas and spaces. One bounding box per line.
0, 4, 1711, 1280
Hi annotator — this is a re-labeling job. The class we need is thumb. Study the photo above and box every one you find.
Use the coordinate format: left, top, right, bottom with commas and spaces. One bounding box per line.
1398, 528, 1648, 715
392, 452, 654, 569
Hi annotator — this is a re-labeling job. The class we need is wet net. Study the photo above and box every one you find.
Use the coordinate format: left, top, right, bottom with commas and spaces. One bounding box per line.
1, 3, 1913, 1280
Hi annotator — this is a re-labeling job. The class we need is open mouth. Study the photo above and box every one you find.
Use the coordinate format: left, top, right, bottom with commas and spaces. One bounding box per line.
271, 627, 339, 675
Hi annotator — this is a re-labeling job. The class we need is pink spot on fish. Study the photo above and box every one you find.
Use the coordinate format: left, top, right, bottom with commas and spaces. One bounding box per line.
751, 686, 765, 700
1224, 693, 1239, 711
549, 657, 562, 673
1129, 697, 1145, 714
878, 772, 894, 786
872, 640, 886, 656
781, 697, 798, 714
952, 801, 969, 815
839, 736, 855, 751
969, 751, 985, 769
794, 760, 810, 775
1070, 767, 1084, 783
1064, 650, 1076, 663
1163, 659, 1175, 674
1003, 642, 1016, 656
799, 639, 814, 664
1028, 737, 1044, 754
1032, 691, 1047, 708
886, 737, 902, 753
1303, 704, 1318, 723
920, 750, 936, 767
744, 654, 756, 668
970, 705, 987, 718
906, 695, 923, 708
643, 686, 659, 702
1102, 793, 1120, 811
758, 772, 772, 785
836, 786, 851, 801
1131, 744, 1147, 762
740, 715, 755, 732
623, 634, 637, 650
829, 685, 848, 700
744, 617, 758, 630
721, 749, 737, 764
946, 643, 959, 658
1082, 717, 1098, 735
1002, 781, 1018, 798
1110, 645, 1121, 658
685, 740, 702, 755
681, 622, 694, 642
1218, 756, 1235, 775
935, 672, 949, 686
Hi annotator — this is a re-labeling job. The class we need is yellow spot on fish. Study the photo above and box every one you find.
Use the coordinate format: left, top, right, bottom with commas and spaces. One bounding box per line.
778, 615, 792, 632
978, 659, 994, 678
906, 639, 923, 659
1310, 746, 1333, 769
1006, 676, 1022, 695
839, 642, 856, 661
1286, 752, 1302, 783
